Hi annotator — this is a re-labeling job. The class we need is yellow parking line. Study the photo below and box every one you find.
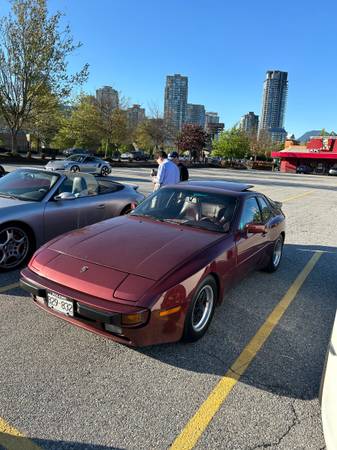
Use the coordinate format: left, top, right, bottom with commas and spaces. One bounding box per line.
282, 190, 312, 202
0, 282, 20, 293
0, 418, 41, 449
170, 251, 322, 450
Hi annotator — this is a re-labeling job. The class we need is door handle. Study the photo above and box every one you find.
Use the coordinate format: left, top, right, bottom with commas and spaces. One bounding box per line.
97, 204, 105, 209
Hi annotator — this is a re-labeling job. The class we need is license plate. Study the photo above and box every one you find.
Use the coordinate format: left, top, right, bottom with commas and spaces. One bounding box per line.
47, 291, 74, 317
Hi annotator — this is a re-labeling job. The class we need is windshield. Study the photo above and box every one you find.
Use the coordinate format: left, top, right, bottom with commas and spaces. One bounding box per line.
0, 169, 59, 201
66, 155, 84, 162
131, 188, 237, 233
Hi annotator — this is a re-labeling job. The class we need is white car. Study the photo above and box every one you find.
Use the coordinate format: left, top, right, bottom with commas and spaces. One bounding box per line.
45, 155, 111, 176
328, 166, 337, 176
320, 310, 337, 449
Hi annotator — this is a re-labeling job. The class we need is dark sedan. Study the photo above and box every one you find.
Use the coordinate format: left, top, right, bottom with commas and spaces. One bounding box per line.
21, 181, 285, 346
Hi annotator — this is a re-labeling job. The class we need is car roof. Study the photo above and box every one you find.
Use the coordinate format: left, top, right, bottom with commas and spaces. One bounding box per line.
180, 180, 253, 192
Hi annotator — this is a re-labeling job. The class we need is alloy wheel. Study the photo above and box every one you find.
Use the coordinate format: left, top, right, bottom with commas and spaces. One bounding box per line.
0, 226, 30, 269
272, 238, 283, 268
101, 166, 109, 176
191, 285, 214, 332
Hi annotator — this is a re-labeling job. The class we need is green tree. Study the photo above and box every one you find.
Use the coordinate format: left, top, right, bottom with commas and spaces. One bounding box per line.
53, 95, 102, 151
26, 89, 63, 152
134, 118, 169, 154
0, 0, 88, 153
212, 128, 250, 159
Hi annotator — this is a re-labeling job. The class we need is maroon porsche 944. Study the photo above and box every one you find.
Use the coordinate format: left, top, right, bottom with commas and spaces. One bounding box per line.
21, 181, 285, 346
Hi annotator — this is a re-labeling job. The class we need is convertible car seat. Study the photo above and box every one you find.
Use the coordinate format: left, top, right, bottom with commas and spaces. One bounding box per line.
72, 177, 88, 197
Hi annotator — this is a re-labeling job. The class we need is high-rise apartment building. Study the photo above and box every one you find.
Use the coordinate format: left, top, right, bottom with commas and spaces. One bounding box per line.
164, 74, 188, 133
96, 86, 119, 110
186, 104, 206, 128
240, 112, 259, 135
205, 112, 224, 140
127, 104, 146, 129
205, 112, 220, 126
258, 70, 288, 142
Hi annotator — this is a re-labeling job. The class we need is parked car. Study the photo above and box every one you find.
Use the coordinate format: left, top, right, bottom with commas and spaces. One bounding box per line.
45, 154, 112, 176
0, 168, 144, 270
21, 180, 285, 346
296, 165, 313, 174
328, 165, 337, 176
121, 151, 150, 162
62, 148, 91, 157
320, 310, 337, 449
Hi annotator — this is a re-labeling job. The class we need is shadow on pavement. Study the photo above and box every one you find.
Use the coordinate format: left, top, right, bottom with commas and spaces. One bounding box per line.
0, 432, 123, 449
139, 243, 337, 401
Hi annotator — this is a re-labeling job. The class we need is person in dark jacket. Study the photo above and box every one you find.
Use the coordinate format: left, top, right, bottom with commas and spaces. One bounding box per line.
168, 151, 189, 181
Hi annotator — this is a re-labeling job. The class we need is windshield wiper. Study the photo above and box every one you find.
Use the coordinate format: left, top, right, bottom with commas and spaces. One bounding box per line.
130, 213, 165, 222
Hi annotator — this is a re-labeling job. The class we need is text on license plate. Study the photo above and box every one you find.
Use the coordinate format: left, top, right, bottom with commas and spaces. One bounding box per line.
47, 292, 74, 317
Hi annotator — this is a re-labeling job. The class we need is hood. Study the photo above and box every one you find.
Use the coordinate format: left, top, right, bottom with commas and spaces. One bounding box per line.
47, 216, 222, 281
0, 196, 34, 210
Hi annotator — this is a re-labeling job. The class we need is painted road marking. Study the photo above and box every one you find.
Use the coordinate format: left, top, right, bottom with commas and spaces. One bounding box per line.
282, 190, 313, 202
0, 417, 41, 449
0, 282, 20, 293
170, 252, 322, 450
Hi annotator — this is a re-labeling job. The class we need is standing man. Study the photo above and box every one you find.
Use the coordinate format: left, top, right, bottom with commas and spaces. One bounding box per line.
152, 150, 180, 190
168, 151, 189, 181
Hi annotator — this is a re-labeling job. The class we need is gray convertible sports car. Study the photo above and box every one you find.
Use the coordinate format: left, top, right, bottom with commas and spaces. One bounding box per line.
0, 168, 144, 270
45, 154, 112, 176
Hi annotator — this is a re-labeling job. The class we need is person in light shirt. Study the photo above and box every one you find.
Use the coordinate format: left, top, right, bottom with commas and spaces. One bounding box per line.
152, 150, 180, 190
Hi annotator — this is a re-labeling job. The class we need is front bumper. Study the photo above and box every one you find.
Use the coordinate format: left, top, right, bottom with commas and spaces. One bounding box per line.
21, 268, 185, 347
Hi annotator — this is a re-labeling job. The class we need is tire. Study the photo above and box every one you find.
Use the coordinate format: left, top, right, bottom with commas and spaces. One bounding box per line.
0, 224, 34, 271
101, 166, 110, 176
182, 275, 217, 342
70, 165, 80, 173
262, 235, 284, 273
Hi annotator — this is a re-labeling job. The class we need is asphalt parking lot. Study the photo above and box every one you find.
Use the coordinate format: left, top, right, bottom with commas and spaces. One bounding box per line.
1, 167, 336, 450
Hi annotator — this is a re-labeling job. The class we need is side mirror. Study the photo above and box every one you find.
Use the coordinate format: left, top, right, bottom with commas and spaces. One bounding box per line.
54, 192, 76, 201
245, 223, 266, 234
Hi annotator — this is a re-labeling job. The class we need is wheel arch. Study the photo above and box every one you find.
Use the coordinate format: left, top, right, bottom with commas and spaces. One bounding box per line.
205, 271, 221, 305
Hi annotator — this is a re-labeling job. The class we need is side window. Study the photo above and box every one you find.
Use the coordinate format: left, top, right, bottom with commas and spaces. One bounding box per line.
239, 197, 262, 230
258, 196, 273, 223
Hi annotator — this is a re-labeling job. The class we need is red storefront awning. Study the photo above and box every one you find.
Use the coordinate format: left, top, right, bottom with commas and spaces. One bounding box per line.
271, 151, 337, 160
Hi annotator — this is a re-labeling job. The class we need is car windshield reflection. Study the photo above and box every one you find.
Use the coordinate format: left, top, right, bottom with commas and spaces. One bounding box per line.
131, 188, 237, 233
0, 169, 60, 201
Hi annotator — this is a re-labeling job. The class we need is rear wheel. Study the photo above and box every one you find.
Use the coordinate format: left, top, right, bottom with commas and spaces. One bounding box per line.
0, 225, 34, 271
262, 235, 284, 272
101, 166, 110, 176
182, 276, 217, 342
70, 165, 80, 173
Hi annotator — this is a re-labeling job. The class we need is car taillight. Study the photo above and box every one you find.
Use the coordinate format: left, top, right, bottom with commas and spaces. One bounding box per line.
121, 310, 149, 327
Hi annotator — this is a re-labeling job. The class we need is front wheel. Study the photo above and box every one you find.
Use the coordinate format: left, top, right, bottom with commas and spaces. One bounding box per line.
0, 225, 33, 271
182, 276, 217, 342
70, 165, 80, 173
262, 235, 284, 273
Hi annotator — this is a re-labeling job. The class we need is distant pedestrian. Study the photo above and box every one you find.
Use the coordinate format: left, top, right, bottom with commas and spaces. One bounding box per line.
168, 151, 189, 181
152, 150, 180, 190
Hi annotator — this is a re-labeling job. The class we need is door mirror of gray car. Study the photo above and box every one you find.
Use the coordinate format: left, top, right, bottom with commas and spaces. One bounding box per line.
54, 192, 76, 201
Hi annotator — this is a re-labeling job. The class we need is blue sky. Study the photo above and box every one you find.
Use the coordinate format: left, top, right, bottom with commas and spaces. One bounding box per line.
3, 0, 337, 137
